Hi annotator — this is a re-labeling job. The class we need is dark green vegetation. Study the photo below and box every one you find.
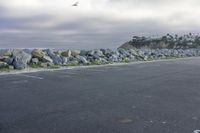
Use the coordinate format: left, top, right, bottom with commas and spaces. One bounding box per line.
120, 33, 200, 49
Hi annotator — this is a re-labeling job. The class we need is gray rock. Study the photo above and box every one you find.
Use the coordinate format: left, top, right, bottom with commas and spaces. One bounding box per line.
78, 56, 88, 64
114, 51, 120, 56
52, 55, 63, 65
94, 50, 104, 57
68, 56, 77, 61
129, 55, 135, 61
118, 48, 130, 57
54, 50, 62, 55
0, 49, 12, 57
42, 55, 53, 63
46, 49, 62, 65
23, 49, 33, 54
100, 49, 113, 57
46, 49, 55, 57
143, 56, 148, 61
4, 57, 14, 65
173, 50, 179, 56
93, 54, 101, 60
80, 50, 88, 56
31, 58, 39, 64
12, 50, 32, 69
137, 50, 145, 57
108, 54, 118, 62
61, 57, 68, 64
87, 56, 94, 62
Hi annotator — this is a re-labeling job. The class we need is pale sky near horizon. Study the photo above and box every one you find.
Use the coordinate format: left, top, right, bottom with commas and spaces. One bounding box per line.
0, 0, 200, 49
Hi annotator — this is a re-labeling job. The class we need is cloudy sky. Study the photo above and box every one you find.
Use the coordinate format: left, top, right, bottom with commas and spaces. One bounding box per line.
0, 0, 200, 49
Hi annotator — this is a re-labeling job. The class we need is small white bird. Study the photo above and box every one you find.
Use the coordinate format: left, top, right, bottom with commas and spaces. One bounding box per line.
72, 1, 79, 6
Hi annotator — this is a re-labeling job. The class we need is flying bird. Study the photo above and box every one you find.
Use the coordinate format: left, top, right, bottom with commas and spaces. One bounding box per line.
72, 1, 79, 6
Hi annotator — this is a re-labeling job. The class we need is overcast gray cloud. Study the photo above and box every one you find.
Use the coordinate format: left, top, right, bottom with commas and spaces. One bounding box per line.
0, 0, 200, 49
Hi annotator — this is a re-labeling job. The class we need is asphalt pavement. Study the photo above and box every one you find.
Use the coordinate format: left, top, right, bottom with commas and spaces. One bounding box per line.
1, 58, 200, 133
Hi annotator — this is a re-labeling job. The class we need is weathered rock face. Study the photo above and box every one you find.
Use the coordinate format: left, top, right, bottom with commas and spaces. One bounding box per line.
32, 49, 45, 59
42, 55, 53, 63
71, 50, 80, 56
61, 50, 71, 57
77, 56, 88, 64
46, 49, 62, 65
12, 50, 32, 69
31, 58, 39, 64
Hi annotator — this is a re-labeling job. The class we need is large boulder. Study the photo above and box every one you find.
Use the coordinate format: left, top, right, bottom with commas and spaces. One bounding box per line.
32, 49, 53, 63
42, 55, 53, 63
12, 50, 32, 69
61, 57, 68, 64
77, 56, 88, 64
31, 58, 39, 64
32, 49, 45, 59
61, 50, 71, 57
46, 49, 62, 65
92, 50, 104, 60
71, 50, 80, 56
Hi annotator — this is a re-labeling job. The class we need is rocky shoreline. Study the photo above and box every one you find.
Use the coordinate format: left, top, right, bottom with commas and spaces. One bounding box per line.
1, 48, 200, 72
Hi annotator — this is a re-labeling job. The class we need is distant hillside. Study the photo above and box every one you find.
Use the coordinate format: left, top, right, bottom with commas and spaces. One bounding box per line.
119, 33, 200, 49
